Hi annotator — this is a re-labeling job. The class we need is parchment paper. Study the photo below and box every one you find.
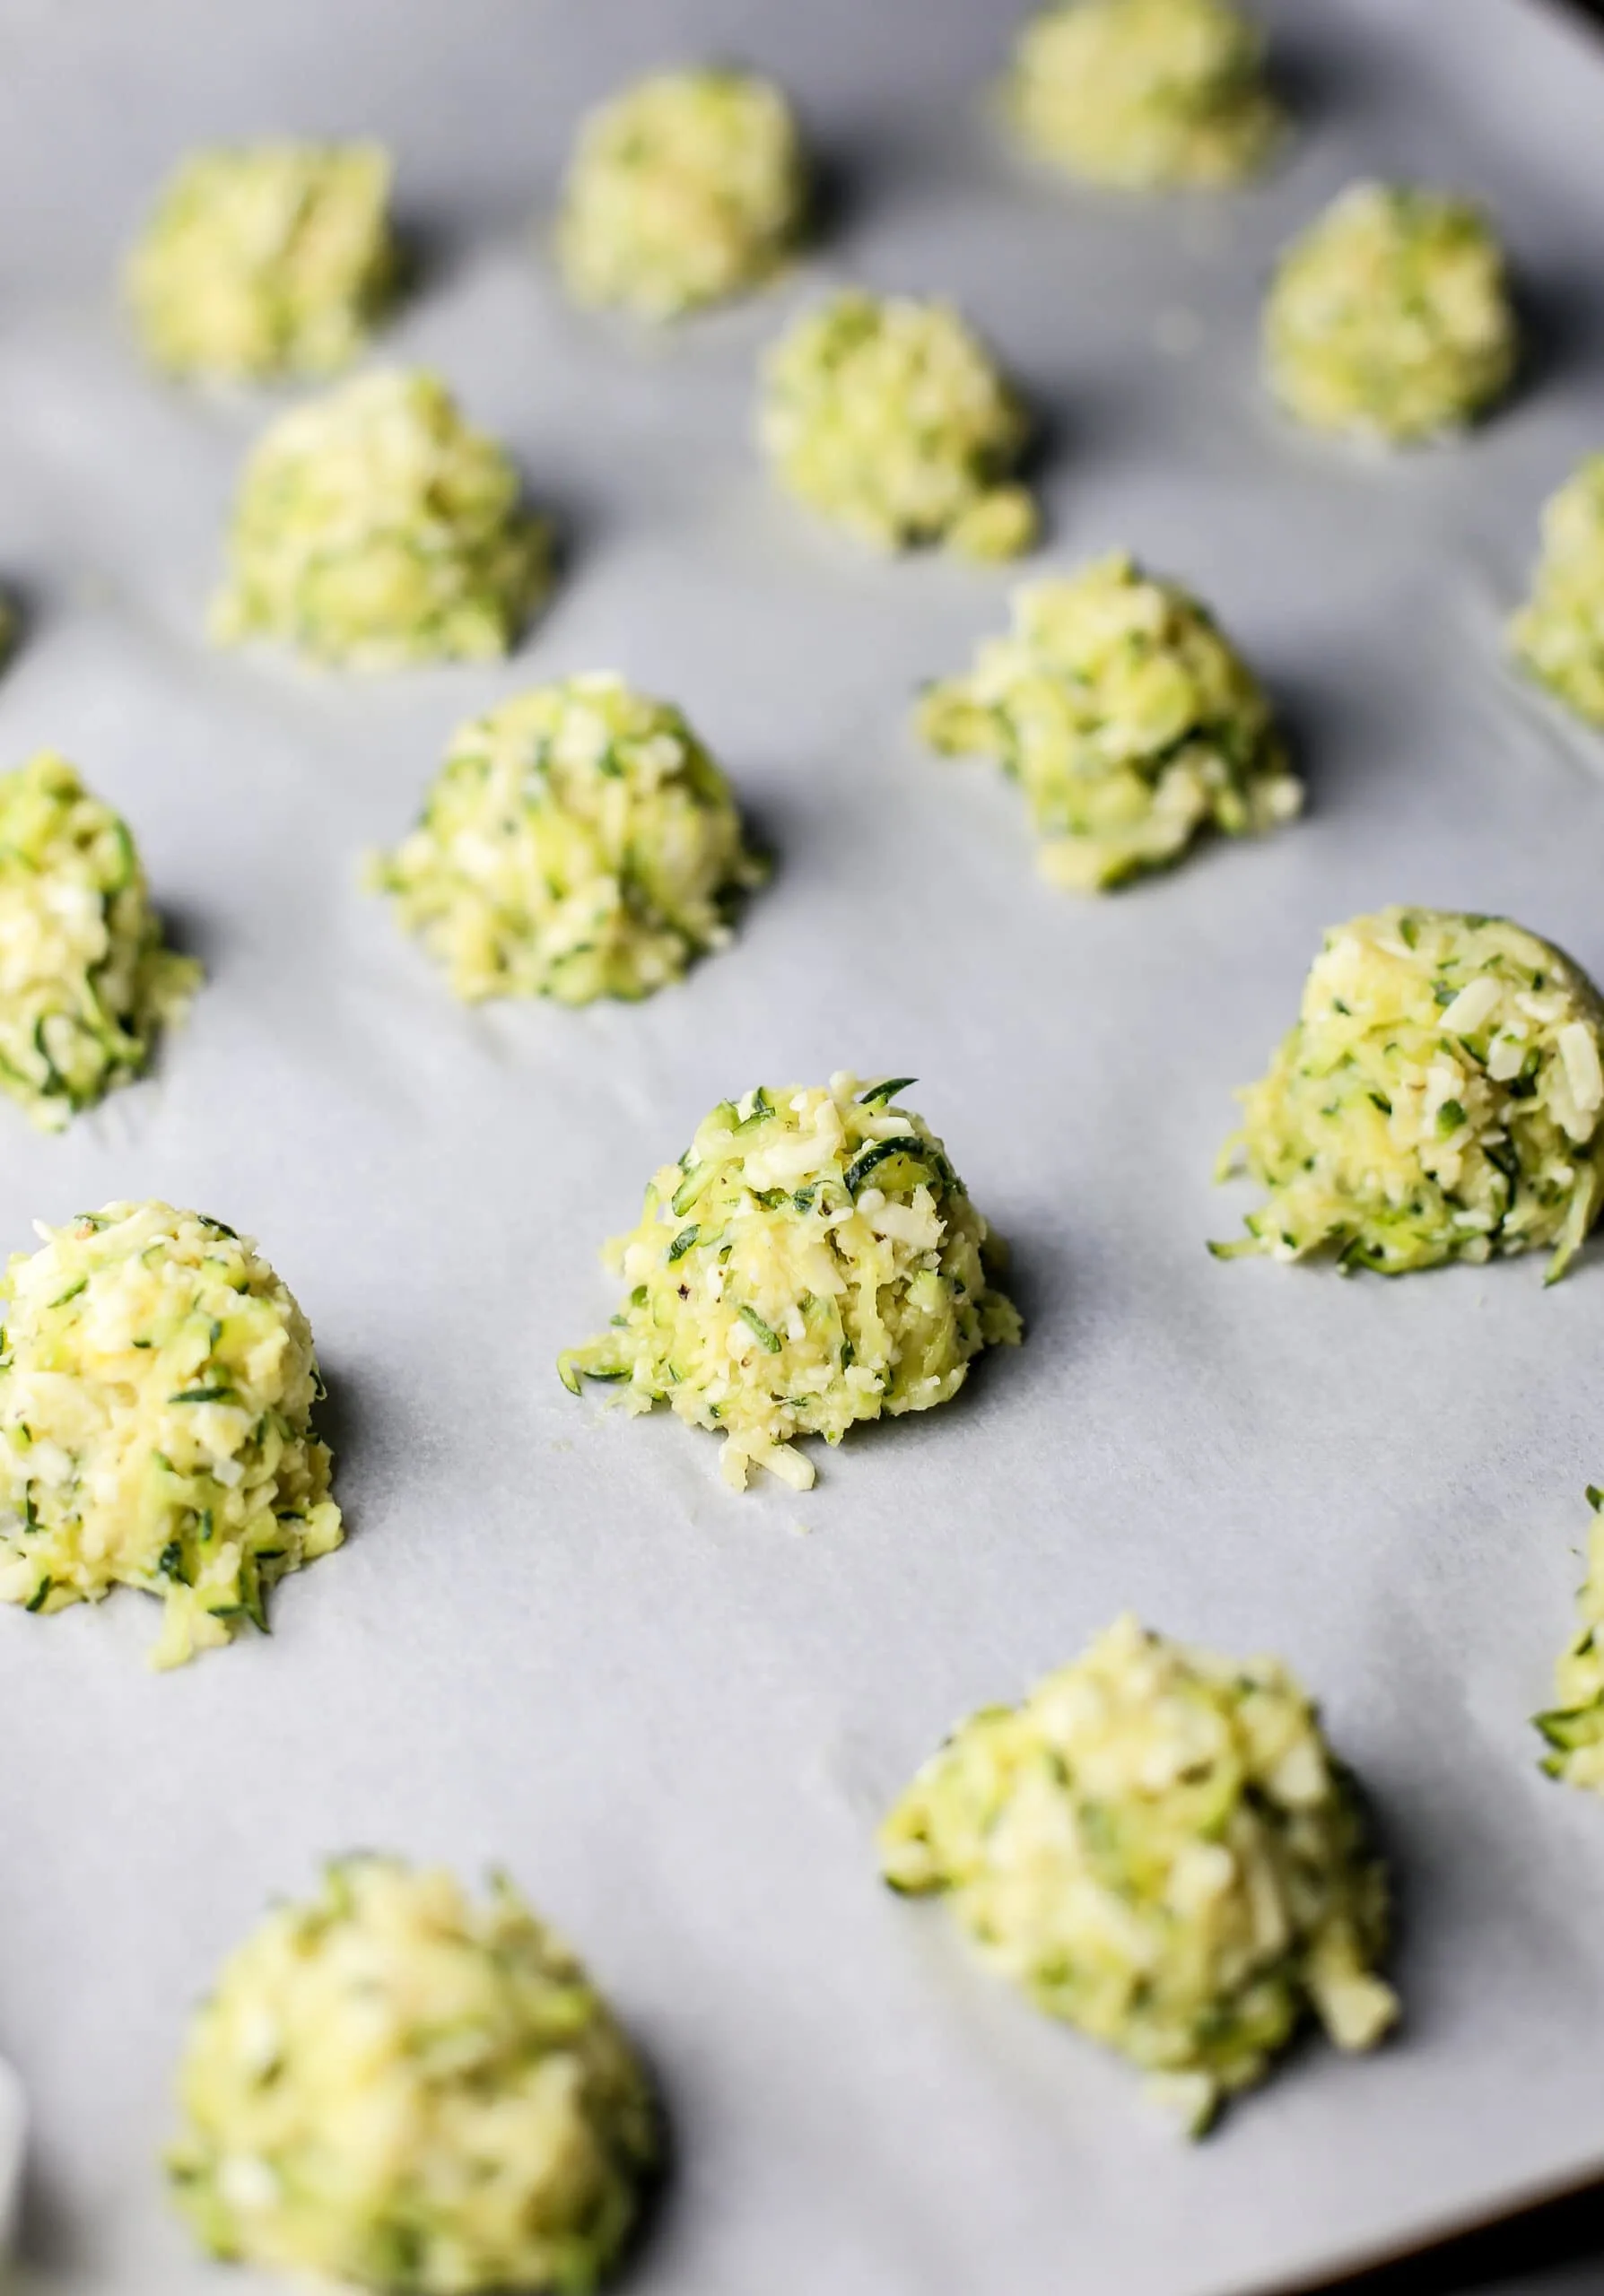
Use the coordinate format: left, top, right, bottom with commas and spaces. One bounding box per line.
2, 3, 1604, 2291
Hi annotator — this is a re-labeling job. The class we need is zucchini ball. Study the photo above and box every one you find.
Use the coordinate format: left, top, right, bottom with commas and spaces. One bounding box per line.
1218, 908, 1604, 1279
1003, 0, 1282, 191
211, 370, 551, 670
917, 554, 1298, 891
562, 1073, 1020, 1490
371, 675, 764, 1005
0, 752, 198, 1130
555, 66, 808, 319
758, 291, 1037, 560
881, 1613, 1396, 2132
1510, 453, 1604, 729
0, 1201, 341, 1667
126, 141, 398, 381
1263, 183, 1517, 444
169, 1857, 656, 2292
1535, 1485, 1604, 1792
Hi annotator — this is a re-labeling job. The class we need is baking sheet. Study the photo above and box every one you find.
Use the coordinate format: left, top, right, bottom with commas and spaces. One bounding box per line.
2, 2, 1604, 2291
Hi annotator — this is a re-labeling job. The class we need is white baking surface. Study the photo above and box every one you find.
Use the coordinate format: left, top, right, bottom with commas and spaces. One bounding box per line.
1, 2, 1604, 2291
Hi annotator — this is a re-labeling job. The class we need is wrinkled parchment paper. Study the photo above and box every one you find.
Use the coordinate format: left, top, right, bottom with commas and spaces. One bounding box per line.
3, 2, 1604, 2290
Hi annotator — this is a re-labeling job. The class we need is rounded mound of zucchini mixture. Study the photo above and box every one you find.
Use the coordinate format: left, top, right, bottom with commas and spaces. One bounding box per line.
1219, 908, 1604, 1279
1004, 0, 1282, 191
1263, 183, 1517, 444
211, 369, 551, 670
126, 141, 397, 382
0, 752, 200, 1131
169, 1857, 655, 2295
0, 1202, 341, 1668
1535, 1487, 1604, 1791
371, 674, 764, 1005
917, 553, 1299, 891
758, 291, 1037, 560
561, 1073, 1021, 1491
880, 1613, 1397, 2133
556, 66, 808, 320
1510, 455, 1604, 728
